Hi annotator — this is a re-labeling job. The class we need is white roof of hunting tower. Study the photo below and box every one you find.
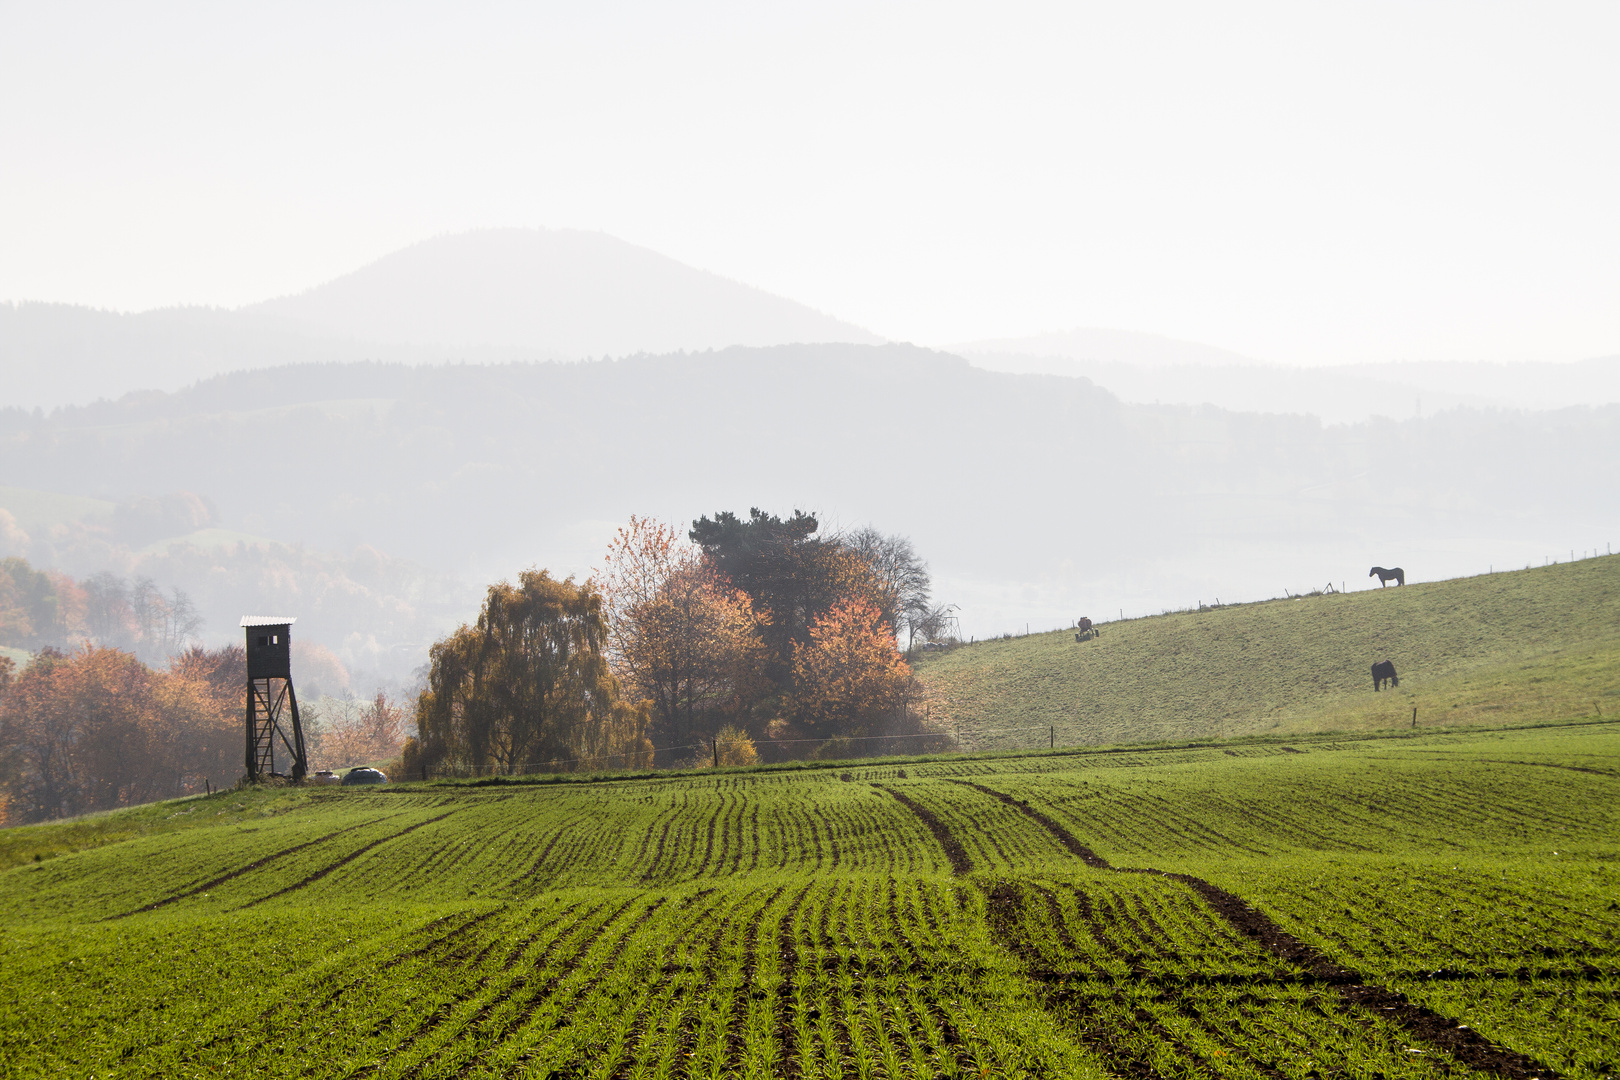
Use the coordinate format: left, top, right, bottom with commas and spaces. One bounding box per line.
239, 616, 298, 627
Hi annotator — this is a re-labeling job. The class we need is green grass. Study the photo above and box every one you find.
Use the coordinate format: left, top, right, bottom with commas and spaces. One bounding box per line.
2, 722, 1616, 1078
913, 553, 1620, 748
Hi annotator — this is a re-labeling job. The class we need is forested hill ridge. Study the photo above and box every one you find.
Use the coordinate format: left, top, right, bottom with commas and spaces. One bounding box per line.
3, 344, 1616, 666
915, 551, 1620, 749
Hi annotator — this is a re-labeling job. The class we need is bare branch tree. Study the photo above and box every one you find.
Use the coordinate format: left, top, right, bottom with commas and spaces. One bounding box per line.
839, 527, 939, 652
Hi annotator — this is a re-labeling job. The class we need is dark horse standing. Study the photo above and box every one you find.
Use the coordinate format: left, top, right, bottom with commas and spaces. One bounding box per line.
1075, 617, 1099, 641
1369, 566, 1405, 587
1371, 660, 1399, 691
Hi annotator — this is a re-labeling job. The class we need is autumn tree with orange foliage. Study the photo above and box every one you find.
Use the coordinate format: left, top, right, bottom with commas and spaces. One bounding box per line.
789, 596, 914, 741
0, 645, 240, 823
589, 509, 952, 762
682, 509, 950, 757
688, 509, 890, 690
594, 517, 763, 755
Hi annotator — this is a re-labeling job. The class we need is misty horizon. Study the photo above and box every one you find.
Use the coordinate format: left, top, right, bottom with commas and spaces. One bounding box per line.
3, 2, 1618, 695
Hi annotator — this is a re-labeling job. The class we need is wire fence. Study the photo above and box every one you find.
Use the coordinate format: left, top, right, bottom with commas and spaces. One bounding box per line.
415, 722, 1079, 780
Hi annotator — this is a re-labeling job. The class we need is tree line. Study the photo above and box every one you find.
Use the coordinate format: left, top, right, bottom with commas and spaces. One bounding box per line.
0, 508, 953, 820
0, 645, 239, 825
0, 557, 203, 664
0, 643, 408, 825
406, 509, 955, 776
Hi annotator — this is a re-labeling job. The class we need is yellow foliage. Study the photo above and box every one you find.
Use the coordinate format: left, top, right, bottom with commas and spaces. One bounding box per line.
710, 725, 758, 767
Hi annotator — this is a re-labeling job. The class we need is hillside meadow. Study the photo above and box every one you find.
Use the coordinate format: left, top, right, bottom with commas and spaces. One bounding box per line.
913, 553, 1620, 749
1, 720, 1616, 1078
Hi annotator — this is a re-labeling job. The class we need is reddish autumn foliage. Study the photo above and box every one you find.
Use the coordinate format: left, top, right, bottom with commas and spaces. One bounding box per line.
790, 596, 913, 740
0, 645, 240, 823
594, 517, 764, 753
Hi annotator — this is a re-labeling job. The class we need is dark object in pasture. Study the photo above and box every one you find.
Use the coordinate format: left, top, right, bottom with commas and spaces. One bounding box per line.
1075, 616, 1098, 641
1371, 660, 1399, 691
1369, 566, 1405, 587
341, 767, 389, 786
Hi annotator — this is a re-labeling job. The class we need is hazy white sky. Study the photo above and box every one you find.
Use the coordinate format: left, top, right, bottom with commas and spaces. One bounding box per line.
2, 1, 1616, 364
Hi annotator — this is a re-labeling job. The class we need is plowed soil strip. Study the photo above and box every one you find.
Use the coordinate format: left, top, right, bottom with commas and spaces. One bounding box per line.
958, 779, 1563, 1080
106, 818, 388, 919
235, 811, 456, 909
873, 785, 971, 875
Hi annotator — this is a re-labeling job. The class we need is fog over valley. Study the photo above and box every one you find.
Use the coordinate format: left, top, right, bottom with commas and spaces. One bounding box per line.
4, 232, 1616, 683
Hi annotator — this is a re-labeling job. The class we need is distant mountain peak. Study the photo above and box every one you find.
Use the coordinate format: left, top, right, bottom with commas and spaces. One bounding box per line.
244, 227, 882, 356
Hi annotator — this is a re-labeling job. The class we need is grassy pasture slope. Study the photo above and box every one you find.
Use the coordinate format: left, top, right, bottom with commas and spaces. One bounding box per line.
2, 723, 1617, 1079
914, 554, 1620, 748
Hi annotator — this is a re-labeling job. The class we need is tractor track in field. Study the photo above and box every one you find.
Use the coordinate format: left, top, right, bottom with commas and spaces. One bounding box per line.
955, 778, 1566, 1080
873, 784, 971, 875
1476, 758, 1619, 778
234, 811, 456, 909
105, 818, 387, 919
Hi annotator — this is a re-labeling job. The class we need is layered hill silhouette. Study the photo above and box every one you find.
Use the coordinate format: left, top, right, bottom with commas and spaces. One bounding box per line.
955, 328, 1620, 424
0, 229, 880, 410
5, 345, 1618, 676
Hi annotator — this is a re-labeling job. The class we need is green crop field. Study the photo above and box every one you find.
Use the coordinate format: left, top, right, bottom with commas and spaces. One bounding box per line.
913, 554, 1620, 749
2, 720, 1616, 1079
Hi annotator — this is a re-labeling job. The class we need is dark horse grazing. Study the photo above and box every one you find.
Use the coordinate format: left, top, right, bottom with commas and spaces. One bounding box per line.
1369, 566, 1405, 587
1075, 617, 1099, 641
1371, 660, 1399, 691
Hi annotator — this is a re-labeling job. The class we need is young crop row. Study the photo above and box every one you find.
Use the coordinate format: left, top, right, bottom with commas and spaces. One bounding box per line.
10, 778, 984, 923
1246, 862, 1618, 971
981, 873, 1513, 1080
1198, 855, 1620, 1080
6, 723, 1616, 1076
891, 773, 1589, 1079
6, 879, 1105, 1078
958, 743, 1617, 864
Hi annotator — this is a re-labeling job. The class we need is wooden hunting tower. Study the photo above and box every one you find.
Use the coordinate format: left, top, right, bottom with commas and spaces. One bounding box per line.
242, 616, 307, 781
